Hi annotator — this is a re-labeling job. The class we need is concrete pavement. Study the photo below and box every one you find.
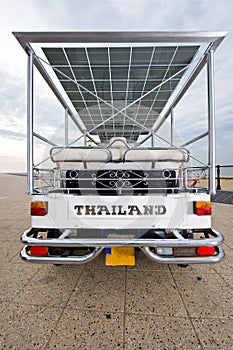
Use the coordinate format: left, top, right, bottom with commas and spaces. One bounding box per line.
0, 174, 232, 349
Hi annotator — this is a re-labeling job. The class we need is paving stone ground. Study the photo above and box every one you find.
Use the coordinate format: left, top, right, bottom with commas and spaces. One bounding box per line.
212, 190, 233, 205
0, 174, 232, 350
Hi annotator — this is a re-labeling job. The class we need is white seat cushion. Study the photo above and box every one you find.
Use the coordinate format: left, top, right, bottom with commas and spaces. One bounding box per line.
124, 148, 189, 162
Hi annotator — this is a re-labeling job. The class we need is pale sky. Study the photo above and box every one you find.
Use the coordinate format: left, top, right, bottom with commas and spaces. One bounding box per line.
0, 0, 232, 173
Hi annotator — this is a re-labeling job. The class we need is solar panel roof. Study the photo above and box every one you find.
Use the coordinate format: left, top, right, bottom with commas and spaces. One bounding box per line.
13, 31, 227, 144
42, 45, 199, 142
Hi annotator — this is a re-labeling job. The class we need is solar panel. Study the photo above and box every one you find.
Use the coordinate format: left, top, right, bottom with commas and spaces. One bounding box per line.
42, 45, 199, 142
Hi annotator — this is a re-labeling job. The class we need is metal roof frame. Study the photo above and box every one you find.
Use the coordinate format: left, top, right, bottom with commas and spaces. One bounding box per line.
14, 31, 227, 141
13, 31, 227, 49
13, 31, 227, 195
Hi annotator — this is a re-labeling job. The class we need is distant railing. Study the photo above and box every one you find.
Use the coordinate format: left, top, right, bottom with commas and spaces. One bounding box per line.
216, 165, 233, 190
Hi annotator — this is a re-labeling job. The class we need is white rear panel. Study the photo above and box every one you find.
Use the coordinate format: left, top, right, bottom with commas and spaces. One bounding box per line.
31, 192, 211, 230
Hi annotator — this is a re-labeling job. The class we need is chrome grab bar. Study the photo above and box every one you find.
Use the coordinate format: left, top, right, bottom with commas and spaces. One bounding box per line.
21, 246, 104, 264
21, 228, 224, 247
140, 246, 225, 264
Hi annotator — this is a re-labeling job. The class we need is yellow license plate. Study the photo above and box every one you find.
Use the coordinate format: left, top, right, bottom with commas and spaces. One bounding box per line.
106, 247, 135, 266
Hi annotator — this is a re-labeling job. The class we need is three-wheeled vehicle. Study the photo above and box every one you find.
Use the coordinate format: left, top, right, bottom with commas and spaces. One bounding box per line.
14, 31, 227, 266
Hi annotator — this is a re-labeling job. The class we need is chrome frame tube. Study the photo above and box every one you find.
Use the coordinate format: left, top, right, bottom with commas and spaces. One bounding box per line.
20, 227, 225, 264
21, 246, 104, 264
14, 31, 227, 48
33, 132, 57, 147
27, 49, 34, 194
62, 48, 93, 130
181, 131, 208, 147
21, 228, 224, 247
20, 245, 224, 265
136, 132, 152, 146
151, 133, 154, 147
65, 108, 69, 146
171, 108, 174, 144
207, 49, 216, 195
144, 48, 179, 129
84, 47, 106, 136
141, 246, 224, 264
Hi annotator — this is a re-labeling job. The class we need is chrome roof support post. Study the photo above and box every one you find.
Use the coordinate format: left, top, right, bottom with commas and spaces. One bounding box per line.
207, 48, 216, 195
151, 133, 154, 147
84, 131, 87, 146
65, 108, 69, 146
26, 48, 34, 194
171, 108, 174, 145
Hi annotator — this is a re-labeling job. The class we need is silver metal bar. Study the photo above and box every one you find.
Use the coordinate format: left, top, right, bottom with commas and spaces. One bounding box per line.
35, 130, 100, 168
20, 245, 224, 264
130, 46, 156, 142
84, 132, 87, 146
171, 108, 174, 144
125, 47, 132, 109
97, 102, 208, 167
34, 132, 85, 168
33, 132, 57, 147
172, 229, 185, 240
181, 131, 208, 147
141, 246, 225, 264
85, 47, 106, 138
21, 246, 104, 264
21, 228, 224, 247
151, 134, 154, 147
62, 48, 94, 129
14, 31, 227, 49
152, 50, 209, 134
27, 45, 85, 133
27, 48, 34, 194
144, 47, 179, 131
86, 132, 100, 145
65, 108, 68, 146
133, 122, 208, 167
136, 132, 152, 146
124, 47, 133, 138
107, 47, 114, 136
207, 49, 216, 195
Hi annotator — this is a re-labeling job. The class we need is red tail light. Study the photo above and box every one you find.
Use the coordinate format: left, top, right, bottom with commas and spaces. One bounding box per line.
31, 202, 48, 216
29, 246, 48, 256
197, 246, 216, 256
194, 201, 212, 216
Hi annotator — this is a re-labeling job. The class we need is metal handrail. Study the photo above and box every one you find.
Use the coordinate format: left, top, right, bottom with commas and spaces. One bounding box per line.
32, 166, 209, 195
216, 164, 233, 190
22, 228, 224, 247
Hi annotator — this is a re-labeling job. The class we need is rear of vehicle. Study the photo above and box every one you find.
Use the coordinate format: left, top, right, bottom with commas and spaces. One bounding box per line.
21, 140, 224, 265
14, 31, 226, 266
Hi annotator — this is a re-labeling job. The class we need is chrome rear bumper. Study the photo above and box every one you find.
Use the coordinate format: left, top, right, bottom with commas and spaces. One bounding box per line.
20, 227, 225, 264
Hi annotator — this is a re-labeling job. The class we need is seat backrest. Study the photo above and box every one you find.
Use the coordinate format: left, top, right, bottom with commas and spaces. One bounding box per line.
50, 147, 112, 164
50, 146, 189, 170
124, 148, 189, 162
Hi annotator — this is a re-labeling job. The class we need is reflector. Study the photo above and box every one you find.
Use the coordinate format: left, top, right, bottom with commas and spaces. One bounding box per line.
197, 246, 215, 256
29, 246, 48, 256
